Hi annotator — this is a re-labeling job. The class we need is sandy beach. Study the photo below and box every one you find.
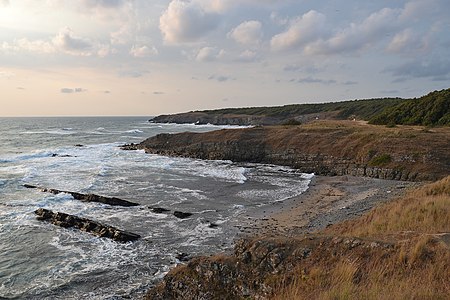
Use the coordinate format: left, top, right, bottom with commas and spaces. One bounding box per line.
236, 175, 423, 237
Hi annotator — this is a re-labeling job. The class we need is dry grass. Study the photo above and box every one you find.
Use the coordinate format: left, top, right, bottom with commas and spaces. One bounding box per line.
272, 177, 450, 300
326, 176, 450, 238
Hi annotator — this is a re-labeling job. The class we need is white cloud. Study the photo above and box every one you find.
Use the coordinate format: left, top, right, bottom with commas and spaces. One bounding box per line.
52, 27, 94, 56
130, 45, 158, 58
5, 38, 56, 54
271, 10, 326, 51
196, 46, 224, 62
306, 8, 400, 55
386, 29, 419, 53
159, 0, 219, 44
228, 20, 263, 46
236, 49, 257, 62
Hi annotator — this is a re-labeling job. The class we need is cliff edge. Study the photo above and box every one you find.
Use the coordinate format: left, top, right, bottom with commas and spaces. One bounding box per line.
126, 121, 450, 182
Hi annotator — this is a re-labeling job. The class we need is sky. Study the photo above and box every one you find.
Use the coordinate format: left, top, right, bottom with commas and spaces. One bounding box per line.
0, 0, 449, 116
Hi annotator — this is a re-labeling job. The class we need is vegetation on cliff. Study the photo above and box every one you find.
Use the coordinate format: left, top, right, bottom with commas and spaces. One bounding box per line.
146, 177, 450, 300
369, 88, 450, 126
152, 88, 450, 126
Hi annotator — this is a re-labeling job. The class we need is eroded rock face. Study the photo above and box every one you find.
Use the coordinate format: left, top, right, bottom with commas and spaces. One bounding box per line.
24, 184, 139, 207
34, 208, 141, 242
145, 236, 395, 299
125, 125, 449, 182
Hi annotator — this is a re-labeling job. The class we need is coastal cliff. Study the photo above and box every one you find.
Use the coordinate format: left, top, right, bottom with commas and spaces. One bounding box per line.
126, 121, 450, 181
146, 177, 450, 299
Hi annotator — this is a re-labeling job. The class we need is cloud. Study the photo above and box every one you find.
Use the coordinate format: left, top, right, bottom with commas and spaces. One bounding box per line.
159, 0, 219, 44
60, 87, 86, 93
130, 45, 158, 57
236, 49, 258, 62
118, 69, 149, 78
208, 74, 232, 82
52, 27, 93, 56
386, 58, 450, 81
0, 71, 14, 79
81, 0, 127, 9
1, 0, 9, 7
297, 77, 336, 85
228, 20, 263, 46
306, 8, 400, 55
343, 80, 358, 85
196, 47, 225, 62
386, 28, 429, 54
283, 64, 321, 74
271, 10, 326, 51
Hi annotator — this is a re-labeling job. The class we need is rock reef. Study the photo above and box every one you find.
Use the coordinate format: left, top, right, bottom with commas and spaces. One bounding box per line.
35, 208, 141, 242
24, 184, 139, 207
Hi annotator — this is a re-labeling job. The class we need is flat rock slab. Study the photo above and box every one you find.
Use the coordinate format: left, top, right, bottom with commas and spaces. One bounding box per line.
24, 184, 139, 207
35, 208, 141, 242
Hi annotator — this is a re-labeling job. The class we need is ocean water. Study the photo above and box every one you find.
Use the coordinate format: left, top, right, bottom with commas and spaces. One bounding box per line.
0, 117, 312, 299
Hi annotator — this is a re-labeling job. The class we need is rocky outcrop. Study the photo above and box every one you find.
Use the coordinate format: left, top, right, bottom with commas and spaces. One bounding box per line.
24, 184, 139, 207
150, 112, 282, 126
125, 122, 450, 182
34, 208, 141, 242
146, 236, 395, 299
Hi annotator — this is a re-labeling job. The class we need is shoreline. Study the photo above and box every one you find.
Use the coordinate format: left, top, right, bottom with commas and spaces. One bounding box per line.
236, 175, 423, 237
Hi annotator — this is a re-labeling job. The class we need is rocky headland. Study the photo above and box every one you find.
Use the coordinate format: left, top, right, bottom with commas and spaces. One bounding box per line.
124, 120, 449, 182
139, 89, 449, 299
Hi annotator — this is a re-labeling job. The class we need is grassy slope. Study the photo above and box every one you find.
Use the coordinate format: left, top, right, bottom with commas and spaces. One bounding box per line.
273, 177, 450, 300
189, 88, 449, 126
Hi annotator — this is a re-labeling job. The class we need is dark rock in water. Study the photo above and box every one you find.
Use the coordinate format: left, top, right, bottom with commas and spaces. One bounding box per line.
120, 143, 139, 150
51, 153, 75, 158
75, 144, 84, 147
34, 208, 141, 242
175, 253, 191, 262
24, 184, 139, 207
151, 207, 171, 214
208, 223, 219, 229
173, 211, 193, 219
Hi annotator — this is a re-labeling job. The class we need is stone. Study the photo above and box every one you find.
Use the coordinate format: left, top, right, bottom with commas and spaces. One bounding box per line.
34, 208, 140, 242
24, 184, 139, 207
173, 211, 193, 219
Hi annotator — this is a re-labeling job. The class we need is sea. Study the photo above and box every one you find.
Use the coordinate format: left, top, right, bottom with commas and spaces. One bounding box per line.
0, 117, 312, 299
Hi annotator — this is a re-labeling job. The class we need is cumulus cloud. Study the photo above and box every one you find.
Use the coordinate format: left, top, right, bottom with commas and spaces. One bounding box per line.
271, 10, 326, 51
195, 47, 225, 61
386, 28, 429, 54
236, 50, 258, 62
306, 8, 400, 55
52, 27, 93, 56
60, 87, 86, 93
228, 20, 263, 46
130, 45, 158, 57
159, 0, 219, 44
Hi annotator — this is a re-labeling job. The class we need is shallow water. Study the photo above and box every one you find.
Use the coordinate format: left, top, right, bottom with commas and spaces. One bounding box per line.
0, 117, 312, 299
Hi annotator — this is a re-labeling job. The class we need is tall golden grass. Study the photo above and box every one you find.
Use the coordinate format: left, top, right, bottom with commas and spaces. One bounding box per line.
273, 176, 450, 300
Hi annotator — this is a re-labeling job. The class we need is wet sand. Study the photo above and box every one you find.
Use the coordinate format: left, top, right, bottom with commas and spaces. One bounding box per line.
236, 175, 422, 237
